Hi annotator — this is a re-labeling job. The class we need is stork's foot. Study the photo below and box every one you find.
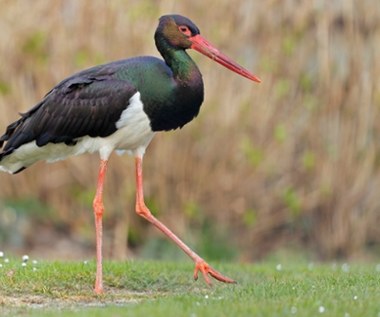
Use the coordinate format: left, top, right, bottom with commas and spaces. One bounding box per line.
94, 285, 103, 295
193, 259, 236, 285
94, 277, 103, 295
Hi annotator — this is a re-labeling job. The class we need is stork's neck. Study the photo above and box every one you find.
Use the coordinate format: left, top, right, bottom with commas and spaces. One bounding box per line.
145, 34, 204, 132
155, 38, 202, 85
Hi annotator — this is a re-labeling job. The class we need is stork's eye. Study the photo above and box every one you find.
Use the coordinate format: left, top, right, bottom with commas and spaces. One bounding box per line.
178, 25, 191, 37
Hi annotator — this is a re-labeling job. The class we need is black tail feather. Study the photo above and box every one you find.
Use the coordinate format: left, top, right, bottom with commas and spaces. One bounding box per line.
1, 119, 23, 149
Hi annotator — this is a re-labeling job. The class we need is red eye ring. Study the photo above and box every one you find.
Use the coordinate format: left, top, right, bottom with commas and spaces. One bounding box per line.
178, 25, 191, 37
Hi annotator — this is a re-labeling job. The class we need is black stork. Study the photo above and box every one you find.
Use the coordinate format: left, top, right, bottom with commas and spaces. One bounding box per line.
0, 14, 261, 294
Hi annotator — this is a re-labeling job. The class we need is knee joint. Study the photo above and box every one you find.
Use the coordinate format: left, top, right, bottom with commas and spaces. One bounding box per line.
93, 199, 104, 217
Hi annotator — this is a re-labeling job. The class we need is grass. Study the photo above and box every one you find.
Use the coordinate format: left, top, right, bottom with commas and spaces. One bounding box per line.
0, 258, 379, 317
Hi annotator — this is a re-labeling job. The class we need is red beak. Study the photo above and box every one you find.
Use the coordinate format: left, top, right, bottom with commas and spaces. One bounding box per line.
190, 34, 261, 83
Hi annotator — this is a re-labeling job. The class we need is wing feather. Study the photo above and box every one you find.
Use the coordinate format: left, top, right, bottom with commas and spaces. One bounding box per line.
0, 70, 137, 156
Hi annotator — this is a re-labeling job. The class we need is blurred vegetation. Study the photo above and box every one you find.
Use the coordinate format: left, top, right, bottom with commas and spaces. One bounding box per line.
0, 0, 379, 262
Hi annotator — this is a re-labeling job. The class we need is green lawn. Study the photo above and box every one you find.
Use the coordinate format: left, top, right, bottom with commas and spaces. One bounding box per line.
0, 258, 379, 317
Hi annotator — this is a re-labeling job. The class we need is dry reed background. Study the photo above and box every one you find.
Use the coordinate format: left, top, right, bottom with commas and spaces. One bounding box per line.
0, 0, 379, 262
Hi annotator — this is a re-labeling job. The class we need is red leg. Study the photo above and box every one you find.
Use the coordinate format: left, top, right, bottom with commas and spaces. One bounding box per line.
134, 156, 235, 285
93, 159, 108, 294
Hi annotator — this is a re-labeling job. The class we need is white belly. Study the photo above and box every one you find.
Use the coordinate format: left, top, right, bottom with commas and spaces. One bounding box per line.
0, 92, 155, 174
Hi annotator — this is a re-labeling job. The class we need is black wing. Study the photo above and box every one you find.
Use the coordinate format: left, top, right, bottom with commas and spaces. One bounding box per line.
0, 65, 137, 157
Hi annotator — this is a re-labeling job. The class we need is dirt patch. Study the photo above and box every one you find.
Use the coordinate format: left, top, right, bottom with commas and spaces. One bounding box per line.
0, 289, 152, 310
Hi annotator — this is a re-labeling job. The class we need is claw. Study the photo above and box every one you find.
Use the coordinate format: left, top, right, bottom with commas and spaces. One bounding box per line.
193, 260, 236, 285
